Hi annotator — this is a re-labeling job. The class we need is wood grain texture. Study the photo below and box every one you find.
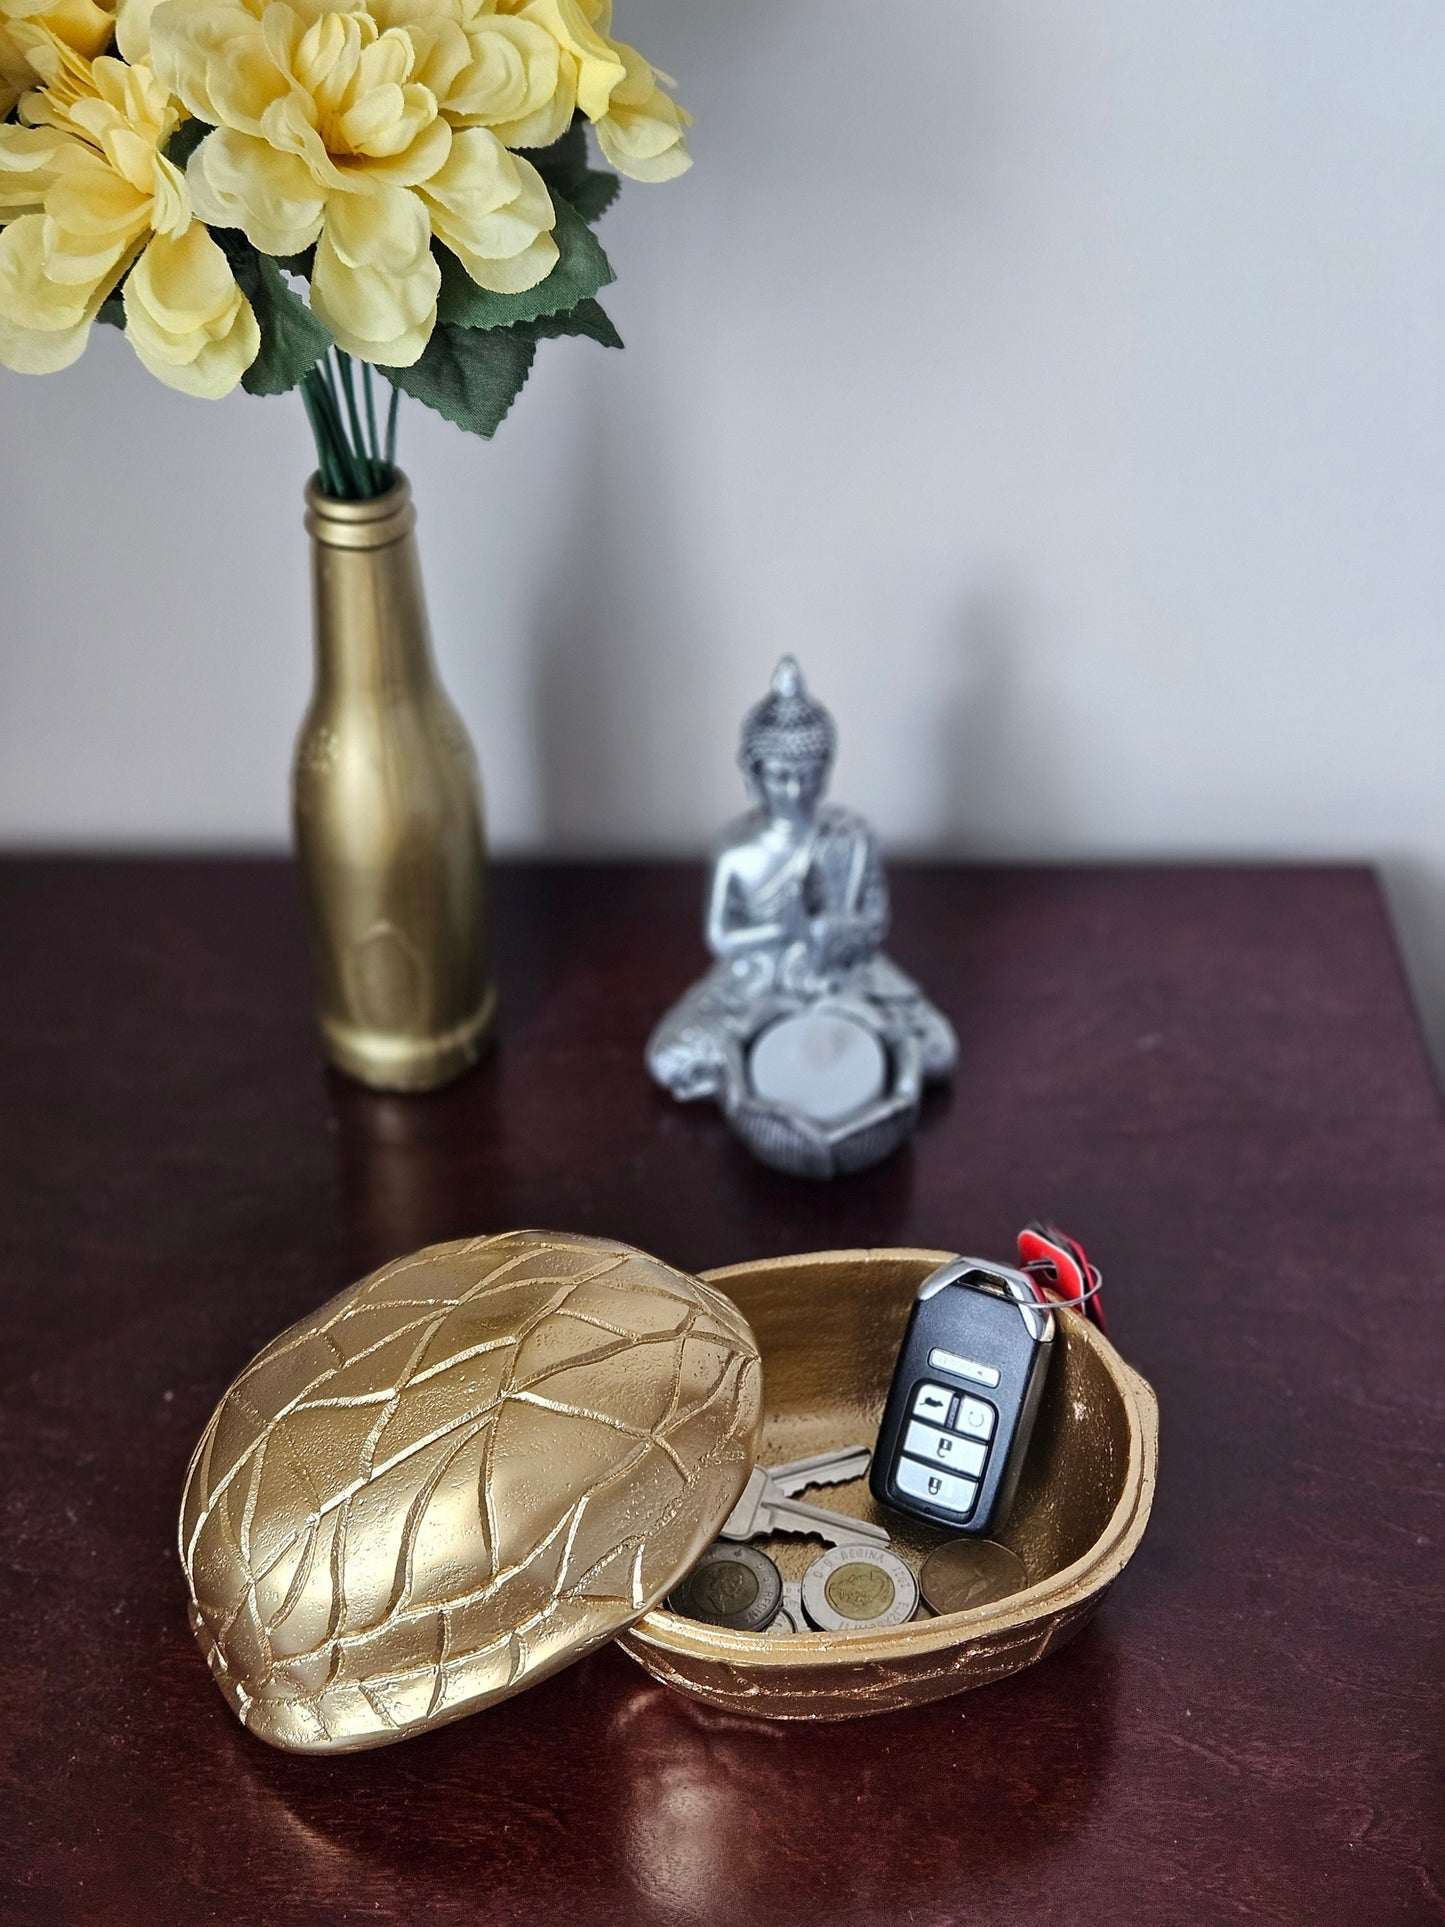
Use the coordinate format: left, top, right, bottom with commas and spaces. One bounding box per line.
1, 859, 1441, 1925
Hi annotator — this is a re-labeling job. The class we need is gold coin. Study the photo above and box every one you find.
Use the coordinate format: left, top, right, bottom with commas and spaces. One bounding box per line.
823, 1560, 896, 1622
919, 1539, 1029, 1616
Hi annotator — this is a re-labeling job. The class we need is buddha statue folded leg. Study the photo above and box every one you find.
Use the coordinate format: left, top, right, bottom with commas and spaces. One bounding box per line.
855, 957, 960, 1082
646, 992, 732, 1101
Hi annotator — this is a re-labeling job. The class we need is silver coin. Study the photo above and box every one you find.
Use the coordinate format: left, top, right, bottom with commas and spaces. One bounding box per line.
762, 1578, 805, 1635
668, 1543, 783, 1631
919, 1539, 1029, 1616
801, 1544, 919, 1632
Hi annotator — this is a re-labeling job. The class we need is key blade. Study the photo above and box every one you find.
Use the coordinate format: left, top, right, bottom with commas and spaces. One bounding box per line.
747, 1501, 843, 1547
769, 1447, 872, 1498
717, 1467, 767, 1541
768, 1496, 891, 1547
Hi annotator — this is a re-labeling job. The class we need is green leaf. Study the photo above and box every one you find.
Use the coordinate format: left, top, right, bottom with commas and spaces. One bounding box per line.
525, 122, 589, 194
565, 168, 620, 225
95, 286, 126, 330
531, 296, 623, 350
380, 296, 620, 442
380, 323, 536, 438
218, 236, 332, 396
524, 121, 621, 227
435, 195, 614, 331
163, 117, 209, 170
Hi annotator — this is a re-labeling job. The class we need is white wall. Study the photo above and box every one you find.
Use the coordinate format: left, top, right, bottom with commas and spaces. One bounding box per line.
4, 1, 1445, 1066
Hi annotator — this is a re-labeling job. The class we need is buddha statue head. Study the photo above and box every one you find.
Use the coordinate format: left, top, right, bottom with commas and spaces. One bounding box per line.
739, 658, 837, 824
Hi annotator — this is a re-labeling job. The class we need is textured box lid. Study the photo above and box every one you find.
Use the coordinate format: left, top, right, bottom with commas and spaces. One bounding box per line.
180, 1230, 763, 1754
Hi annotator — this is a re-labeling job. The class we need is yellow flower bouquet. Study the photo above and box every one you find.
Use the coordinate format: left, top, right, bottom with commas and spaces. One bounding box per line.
0, 0, 687, 491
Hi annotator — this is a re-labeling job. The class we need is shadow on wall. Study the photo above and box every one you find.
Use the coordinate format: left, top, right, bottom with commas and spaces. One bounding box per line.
1379, 859, 1445, 1085
524, 392, 713, 852
932, 607, 1445, 1088
933, 590, 1072, 858
525, 549, 1086, 866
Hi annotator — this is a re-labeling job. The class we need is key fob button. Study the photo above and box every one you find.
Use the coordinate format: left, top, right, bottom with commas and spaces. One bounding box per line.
911, 1383, 953, 1425
896, 1457, 979, 1517
927, 1346, 1001, 1389
902, 1420, 988, 1478
952, 1396, 996, 1440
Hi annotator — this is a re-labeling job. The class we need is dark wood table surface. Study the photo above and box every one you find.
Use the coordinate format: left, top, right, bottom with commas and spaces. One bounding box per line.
2, 859, 1441, 1926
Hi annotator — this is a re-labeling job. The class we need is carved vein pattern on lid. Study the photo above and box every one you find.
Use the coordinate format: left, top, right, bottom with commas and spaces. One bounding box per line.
181, 1233, 760, 1746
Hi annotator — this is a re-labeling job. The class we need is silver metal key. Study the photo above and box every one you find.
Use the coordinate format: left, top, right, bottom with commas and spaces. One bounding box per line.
766, 1446, 873, 1498
719, 1447, 889, 1547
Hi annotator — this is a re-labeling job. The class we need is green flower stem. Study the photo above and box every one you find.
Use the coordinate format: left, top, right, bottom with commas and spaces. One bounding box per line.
335, 352, 379, 494
319, 357, 363, 495
299, 375, 346, 499
304, 366, 354, 495
298, 349, 401, 501
385, 379, 401, 467
362, 363, 381, 478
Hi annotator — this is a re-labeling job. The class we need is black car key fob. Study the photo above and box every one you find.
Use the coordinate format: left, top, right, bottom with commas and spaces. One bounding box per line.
870, 1257, 1055, 1535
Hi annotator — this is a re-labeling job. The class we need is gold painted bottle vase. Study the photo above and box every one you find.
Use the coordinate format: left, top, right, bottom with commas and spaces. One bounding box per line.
293, 473, 495, 1092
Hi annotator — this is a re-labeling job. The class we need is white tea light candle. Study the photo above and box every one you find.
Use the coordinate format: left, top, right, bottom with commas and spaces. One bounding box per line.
748, 1011, 888, 1124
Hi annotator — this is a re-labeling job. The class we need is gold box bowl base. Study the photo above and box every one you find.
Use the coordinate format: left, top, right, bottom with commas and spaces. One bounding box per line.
618, 1247, 1158, 1720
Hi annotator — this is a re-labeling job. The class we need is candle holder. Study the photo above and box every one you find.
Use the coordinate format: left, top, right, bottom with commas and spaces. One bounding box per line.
646, 659, 957, 1178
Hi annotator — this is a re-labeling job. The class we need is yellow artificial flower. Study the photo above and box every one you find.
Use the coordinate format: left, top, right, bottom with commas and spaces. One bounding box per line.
123, 219, 262, 392
379, 0, 571, 150
493, 0, 621, 121
0, 0, 115, 119
591, 34, 687, 182
492, 0, 689, 181
0, 34, 258, 393
151, 0, 562, 366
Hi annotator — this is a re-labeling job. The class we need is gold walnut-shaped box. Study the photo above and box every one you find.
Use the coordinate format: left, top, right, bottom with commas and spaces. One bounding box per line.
180, 1231, 763, 1754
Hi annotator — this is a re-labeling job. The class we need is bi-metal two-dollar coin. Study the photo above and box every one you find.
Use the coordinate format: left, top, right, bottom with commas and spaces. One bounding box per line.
668, 1543, 783, 1631
800, 1545, 919, 1631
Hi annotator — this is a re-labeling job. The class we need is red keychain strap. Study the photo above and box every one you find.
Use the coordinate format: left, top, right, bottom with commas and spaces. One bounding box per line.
1017, 1222, 1108, 1335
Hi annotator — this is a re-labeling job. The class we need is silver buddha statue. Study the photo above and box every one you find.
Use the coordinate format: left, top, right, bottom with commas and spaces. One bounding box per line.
646, 658, 957, 1178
